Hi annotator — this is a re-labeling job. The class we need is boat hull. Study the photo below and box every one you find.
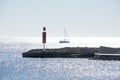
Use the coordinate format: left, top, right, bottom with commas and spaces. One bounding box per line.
59, 40, 70, 43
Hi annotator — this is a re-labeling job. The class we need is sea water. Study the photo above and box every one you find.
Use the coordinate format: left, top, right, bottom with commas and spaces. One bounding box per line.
0, 37, 120, 80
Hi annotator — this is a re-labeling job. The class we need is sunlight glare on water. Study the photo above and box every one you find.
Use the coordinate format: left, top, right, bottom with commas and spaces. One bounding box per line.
0, 37, 120, 80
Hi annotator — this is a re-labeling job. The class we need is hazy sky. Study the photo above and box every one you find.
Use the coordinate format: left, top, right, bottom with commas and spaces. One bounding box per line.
0, 0, 120, 37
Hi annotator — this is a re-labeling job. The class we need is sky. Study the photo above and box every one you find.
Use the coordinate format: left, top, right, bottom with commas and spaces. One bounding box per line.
0, 0, 120, 38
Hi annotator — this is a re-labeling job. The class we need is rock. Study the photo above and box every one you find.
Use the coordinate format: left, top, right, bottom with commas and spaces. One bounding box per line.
22, 47, 99, 58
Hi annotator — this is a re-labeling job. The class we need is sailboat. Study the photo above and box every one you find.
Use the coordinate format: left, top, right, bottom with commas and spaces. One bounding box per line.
59, 28, 70, 43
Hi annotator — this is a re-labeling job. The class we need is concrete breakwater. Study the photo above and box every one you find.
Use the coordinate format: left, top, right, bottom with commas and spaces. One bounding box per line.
93, 46, 120, 60
22, 47, 99, 58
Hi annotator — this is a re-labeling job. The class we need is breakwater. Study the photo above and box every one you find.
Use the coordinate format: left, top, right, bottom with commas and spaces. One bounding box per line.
22, 47, 99, 58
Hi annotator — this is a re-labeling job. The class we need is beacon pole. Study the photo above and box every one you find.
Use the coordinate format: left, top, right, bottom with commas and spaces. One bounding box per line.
42, 27, 46, 51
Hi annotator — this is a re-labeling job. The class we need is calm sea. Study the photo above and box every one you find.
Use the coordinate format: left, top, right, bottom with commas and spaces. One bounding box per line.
0, 37, 120, 80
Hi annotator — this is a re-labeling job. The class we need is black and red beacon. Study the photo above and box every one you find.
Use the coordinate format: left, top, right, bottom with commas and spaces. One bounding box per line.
42, 27, 46, 51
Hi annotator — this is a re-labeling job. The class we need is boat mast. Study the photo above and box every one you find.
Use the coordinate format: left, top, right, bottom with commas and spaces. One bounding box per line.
64, 28, 66, 41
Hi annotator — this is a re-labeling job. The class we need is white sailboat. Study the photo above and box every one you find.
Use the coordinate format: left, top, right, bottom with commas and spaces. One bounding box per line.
59, 28, 70, 43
